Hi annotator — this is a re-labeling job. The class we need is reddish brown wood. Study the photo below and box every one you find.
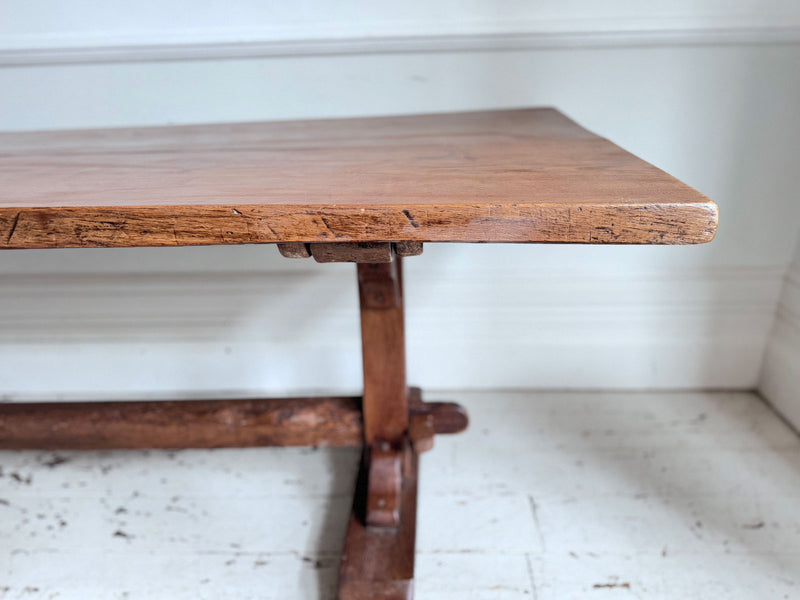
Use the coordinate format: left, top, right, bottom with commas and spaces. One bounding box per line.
408, 414, 435, 454
365, 442, 403, 528
0, 109, 718, 249
338, 256, 421, 597
407, 388, 468, 453
0, 397, 363, 449
410, 402, 469, 435
338, 441, 418, 600
0, 394, 466, 450
358, 259, 408, 445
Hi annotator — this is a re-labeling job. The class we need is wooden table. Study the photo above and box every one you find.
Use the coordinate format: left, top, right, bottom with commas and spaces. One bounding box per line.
0, 108, 718, 599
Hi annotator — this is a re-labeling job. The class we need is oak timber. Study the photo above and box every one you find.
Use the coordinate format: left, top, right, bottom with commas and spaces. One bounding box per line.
0, 109, 718, 249
0, 397, 364, 449
338, 441, 418, 600
358, 259, 409, 444
0, 394, 467, 450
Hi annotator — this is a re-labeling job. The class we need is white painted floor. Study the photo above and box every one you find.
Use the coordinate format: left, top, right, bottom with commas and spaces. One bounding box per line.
2, 391, 800, 599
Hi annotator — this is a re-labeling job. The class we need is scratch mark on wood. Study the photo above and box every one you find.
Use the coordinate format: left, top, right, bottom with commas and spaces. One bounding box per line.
402, 209, 420, 228
262, 220, 279, 238
6, 212, 20, 244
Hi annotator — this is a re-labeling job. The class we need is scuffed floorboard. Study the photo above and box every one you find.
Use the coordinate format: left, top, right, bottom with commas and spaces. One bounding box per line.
2, 391, 800, 599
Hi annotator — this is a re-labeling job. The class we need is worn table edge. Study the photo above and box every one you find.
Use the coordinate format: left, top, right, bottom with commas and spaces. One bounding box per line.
0, 200, 718, 249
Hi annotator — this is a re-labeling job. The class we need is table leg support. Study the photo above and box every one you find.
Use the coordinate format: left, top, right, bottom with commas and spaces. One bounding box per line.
337, 255, 422, 599
0, 394, 465, 450
338, 439, 418, 600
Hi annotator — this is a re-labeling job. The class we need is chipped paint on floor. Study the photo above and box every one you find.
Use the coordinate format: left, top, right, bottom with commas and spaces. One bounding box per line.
1, 391, 799, 599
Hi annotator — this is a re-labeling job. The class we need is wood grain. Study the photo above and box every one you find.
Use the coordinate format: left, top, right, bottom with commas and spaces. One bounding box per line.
0, 397, 364, 449
276, 241, 311, 258
0, 109, 718, 249
0, 394, 466, 450
358, 259, 408, 445
365, 441, 403, 528
311, 242, 394, 263
338, 441, 418, 600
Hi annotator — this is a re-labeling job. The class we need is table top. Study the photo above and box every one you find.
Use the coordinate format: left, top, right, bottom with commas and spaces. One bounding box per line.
0, 108, 717, 249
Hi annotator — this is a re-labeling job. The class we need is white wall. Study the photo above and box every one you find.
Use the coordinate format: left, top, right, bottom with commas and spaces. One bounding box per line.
760, 240, 800, 429
2, 1, 799, 52
1, 3, 799, 399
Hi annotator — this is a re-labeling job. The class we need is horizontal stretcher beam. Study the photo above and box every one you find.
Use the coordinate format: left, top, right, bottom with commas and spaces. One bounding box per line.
0, 394, 467, 450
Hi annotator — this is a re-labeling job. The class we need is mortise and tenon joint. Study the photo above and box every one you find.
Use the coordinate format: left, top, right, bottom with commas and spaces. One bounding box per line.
276, 241, 469, 598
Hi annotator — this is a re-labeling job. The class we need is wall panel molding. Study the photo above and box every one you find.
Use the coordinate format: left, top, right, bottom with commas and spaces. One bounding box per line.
1, 18, 798, 398
0, 265, 784, 399
1, 26, 799, 66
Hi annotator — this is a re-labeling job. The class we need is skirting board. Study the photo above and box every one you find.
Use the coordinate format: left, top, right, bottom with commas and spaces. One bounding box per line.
760, 263, 800, 430
0, 258, 783, 400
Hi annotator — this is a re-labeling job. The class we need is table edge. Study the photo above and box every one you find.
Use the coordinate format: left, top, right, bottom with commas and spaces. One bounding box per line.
0, 200, 719, 249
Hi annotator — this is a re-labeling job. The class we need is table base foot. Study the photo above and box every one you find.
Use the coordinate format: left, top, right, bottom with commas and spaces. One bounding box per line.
338, 439, 418, 600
